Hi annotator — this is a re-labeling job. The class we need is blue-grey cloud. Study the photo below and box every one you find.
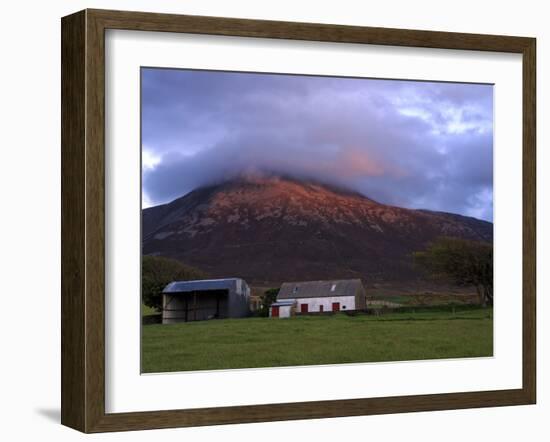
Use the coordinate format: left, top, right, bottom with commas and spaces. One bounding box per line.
141, 68, 493, 221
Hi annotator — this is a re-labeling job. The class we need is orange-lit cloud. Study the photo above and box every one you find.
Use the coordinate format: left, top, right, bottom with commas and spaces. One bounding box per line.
141, 68, 493, 221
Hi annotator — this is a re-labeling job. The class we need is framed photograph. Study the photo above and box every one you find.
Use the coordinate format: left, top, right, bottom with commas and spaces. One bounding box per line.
61, 9, 536, 433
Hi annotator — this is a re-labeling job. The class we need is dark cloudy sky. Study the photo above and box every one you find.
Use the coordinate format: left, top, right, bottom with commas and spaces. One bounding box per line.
141, 68, 493, 221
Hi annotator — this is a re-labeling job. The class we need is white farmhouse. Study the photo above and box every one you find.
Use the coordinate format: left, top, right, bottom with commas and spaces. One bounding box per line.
270, 279, 367, 317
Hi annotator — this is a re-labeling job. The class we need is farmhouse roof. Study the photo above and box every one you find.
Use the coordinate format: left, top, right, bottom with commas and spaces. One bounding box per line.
277, 279, 363, 300
163, 278, 245, 294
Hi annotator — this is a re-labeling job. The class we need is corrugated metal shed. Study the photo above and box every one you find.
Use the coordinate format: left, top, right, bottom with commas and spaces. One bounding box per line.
161, 278, 251, 323
277, 279, 363, 299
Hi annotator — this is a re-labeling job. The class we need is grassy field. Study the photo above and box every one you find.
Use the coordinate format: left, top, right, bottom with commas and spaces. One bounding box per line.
142, 307, 493, 373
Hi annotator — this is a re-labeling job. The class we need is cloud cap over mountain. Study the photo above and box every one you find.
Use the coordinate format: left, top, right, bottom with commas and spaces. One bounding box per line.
142, 68, 493, 221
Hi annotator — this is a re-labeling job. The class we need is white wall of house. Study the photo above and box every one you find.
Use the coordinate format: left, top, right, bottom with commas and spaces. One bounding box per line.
291, 296, 356, 312
280, 305, 292, 318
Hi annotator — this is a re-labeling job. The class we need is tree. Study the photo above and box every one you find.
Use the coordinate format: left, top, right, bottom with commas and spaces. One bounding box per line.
413, 237, 493, 307
258, 288, 280, 317
142, 255, 207, 312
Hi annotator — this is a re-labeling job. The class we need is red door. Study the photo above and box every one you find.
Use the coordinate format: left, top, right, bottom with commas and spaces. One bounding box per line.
300, 304, 309, 314
332, 302, 340, 312
272, 306, 279, 317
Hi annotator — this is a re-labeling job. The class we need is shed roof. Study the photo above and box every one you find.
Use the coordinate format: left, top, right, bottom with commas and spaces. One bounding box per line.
163, 278, 245, 294
271, 300, 296, 307
277, 279, 363, 300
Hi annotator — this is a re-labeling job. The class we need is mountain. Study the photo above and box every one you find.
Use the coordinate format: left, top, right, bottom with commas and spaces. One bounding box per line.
142, 175, 492, 285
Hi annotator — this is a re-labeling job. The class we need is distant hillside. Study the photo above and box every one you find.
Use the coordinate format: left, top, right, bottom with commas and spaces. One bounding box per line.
142, 175, 492, 285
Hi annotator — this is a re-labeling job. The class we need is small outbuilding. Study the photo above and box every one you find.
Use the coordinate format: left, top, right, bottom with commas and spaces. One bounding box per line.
275, 279, 366, 314
162, 278, 250, 324
269, 299, 296, 318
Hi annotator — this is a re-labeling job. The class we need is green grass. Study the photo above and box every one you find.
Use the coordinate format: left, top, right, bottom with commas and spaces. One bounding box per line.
141, 304, 158, 316
141, 308, 493, 373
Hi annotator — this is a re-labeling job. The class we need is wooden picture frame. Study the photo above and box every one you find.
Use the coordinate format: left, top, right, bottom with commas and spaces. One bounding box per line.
61, 8, 536, 433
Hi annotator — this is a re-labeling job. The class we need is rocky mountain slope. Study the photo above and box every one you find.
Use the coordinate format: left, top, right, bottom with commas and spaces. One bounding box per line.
142, 175, 492, 285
